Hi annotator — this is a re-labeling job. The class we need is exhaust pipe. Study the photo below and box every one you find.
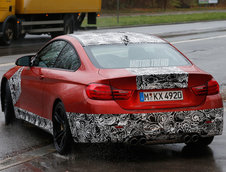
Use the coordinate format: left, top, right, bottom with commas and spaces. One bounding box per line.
191, 134, 199, 143
129, 138, 138, 145
183, 135, 191, 144
138, 137, 146, 145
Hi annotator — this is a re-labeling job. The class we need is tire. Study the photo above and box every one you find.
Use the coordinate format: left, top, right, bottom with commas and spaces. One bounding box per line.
2, 21, 15, 45
53, 102, 72, 154
4, 81, 15, 125
186, 136, 214, 147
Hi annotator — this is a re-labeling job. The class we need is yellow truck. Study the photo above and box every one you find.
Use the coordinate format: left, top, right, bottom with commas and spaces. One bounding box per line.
0, 0, 101, 45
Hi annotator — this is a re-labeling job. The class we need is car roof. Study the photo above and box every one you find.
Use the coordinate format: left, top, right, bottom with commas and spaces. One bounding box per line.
70, 32, 166, 46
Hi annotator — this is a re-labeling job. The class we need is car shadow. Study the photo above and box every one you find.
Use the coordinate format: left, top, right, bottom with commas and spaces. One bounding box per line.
57, 142, 221, 172
69, 142, 214, 162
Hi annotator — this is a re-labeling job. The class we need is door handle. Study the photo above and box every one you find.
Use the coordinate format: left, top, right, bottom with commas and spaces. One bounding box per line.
39, 75, 44, 80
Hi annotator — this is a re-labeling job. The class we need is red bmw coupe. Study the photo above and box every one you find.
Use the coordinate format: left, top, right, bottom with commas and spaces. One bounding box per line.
1, 32, 223, 154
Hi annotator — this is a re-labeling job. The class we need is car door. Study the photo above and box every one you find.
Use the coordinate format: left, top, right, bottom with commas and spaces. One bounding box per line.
18, 40, 67, 117
40, 42, 81, 119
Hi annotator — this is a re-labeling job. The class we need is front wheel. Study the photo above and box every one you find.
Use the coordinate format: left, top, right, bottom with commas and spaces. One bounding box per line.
53, 102, 72, 154
4, 81, 15, 125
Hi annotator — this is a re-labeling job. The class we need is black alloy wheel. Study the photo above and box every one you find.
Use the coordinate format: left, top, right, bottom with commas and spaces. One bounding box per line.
4, 81, 15, 125
53, 102, 72, 154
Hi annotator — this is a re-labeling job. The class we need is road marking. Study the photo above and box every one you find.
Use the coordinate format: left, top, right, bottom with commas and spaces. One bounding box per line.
0, 144, 55, 171
172, 34, 226, 44
0, 63, 15, 67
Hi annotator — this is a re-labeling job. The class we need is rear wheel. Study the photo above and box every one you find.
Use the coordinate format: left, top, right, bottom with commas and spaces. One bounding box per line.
186, 136, 214, 147
53, 102, 72, 154
4, 81, 15, 125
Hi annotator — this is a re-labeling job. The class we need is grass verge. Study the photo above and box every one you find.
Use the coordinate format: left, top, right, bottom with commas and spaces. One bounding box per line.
83, 12, 226, 28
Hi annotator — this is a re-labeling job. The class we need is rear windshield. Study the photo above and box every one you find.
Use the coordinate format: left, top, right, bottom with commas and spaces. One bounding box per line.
85, 43, 191, 69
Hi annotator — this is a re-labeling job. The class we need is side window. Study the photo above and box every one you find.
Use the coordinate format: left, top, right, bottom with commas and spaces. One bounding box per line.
54, 43, 81, 71
34, 41, 67, 68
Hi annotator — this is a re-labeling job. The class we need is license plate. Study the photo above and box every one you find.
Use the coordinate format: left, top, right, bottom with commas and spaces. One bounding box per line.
140, 91, 183, 102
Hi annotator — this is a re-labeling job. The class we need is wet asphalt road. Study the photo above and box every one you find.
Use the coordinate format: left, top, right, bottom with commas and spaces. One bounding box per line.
0, 21, 226, 171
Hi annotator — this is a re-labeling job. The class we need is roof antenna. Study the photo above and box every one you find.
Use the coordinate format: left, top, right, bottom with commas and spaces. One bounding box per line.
121, 35, 130, 45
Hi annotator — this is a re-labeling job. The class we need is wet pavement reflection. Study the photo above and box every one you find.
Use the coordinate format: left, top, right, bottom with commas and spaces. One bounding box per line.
0, 35, 50, 56
0, 120, 52, 160
5, 142, 223, 172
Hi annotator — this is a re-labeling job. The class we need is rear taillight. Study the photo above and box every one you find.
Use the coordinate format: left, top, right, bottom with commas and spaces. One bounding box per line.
192, 79, 219, 96
207, 79, 219, 95
86, 83, 133, 100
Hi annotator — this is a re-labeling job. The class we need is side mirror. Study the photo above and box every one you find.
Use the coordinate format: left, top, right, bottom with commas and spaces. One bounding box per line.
15, 55, 34, 66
